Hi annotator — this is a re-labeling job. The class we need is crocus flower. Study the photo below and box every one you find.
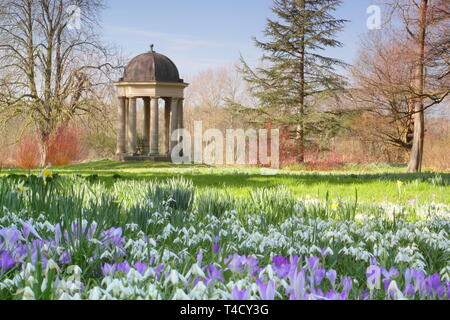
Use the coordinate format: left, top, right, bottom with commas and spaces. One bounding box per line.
272, 256, 290, 278
54, 223, 62, 245
342, 277, 352, 296
243, 256, 260, 276
134, 262, 148, 274
59, 250, 72, 265
196, 251, 203, 266
257, 279, 276, 300
314, 268, 326, 285
117, 261, 131, 274
404, 284, 416, 296
289, 268, 306, 300
226, 254, 244, 273
21, 222, 40, 240
101, 263, 116, 276
154, 264, 165, 280
326, 269, 337, 286
213, 236, 220, 254
306, 256, 319, 272
366, 265, 381, 290
206, 264, 224, 284
0, 228, 20, 247
232, 287, 249, 300
382, 267, 399, 280
0, 250, 15, 271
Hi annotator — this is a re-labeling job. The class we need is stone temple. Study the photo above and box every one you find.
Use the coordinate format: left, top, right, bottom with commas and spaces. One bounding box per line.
113, 47, 189, 161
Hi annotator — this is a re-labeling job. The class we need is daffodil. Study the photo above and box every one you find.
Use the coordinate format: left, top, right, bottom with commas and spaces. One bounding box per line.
16, 183, 29, 194
42, 169, 52, 178
331, 202, 340, 210
397, 180, 404, 188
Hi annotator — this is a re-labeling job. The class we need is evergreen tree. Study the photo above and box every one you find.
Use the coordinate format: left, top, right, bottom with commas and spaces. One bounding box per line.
237, 0, 348, 162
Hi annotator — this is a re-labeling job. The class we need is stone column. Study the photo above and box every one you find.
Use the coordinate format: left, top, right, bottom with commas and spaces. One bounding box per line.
177, 98, 184, 142
164, 98, 171, 155
150, 97, 160, 155
143, 97, 151, 154
127, 97, 137, 155
177, 98, 184, 131
116, 97, 127, 155
170, 98, 179, 153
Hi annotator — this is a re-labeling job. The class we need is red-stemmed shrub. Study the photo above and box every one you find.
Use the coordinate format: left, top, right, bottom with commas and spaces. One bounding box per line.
14, 133, 42, 169
46, 125, 86, 166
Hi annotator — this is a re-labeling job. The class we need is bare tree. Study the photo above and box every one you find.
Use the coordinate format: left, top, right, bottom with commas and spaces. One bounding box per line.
350, 29, 416, 157
0, 0, 122, 165
386, 0, 450, 172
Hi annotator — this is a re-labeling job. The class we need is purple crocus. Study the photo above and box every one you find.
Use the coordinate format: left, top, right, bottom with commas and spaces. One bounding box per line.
366, 265, 381, 290
0, 228, 20, 247
326, 269, 337, 285
257, 279, 276, 300
134, 262, 148, 274
22, 222, 40, 240
117, 261, 131, 274
154, 264, 165, 280
206, 264, 224, 284
232, 287, 249, 300
243, 256, 260, 276
226, 254, 244, 273
213, 236, 220, 254
382, 267, 399, 280
306, 256, 319, 272
272, 256, 290, 278
314, 268, 326, 285
197, 251, 203, 266
100, 227, 125, 247
404, 284, 416, 296
55, 223, 62, 245
59, 250, 72, 265
0, 250, 15, 271
101, 263, 116, 276
289, 268, 306, 300
342, 277, 353, 298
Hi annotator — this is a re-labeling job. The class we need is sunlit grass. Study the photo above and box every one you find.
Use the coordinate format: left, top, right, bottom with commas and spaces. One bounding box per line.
1, 160, 449, 204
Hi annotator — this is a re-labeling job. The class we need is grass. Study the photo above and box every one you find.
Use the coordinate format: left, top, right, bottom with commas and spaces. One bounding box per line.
1, 160, 450, 204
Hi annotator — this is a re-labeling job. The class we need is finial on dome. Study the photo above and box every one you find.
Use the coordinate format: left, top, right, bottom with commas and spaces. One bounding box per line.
150, 44, 154, 52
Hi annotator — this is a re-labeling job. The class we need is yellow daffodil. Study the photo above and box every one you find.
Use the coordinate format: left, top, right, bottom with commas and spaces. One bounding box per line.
397, 180, 404, 189
331, 202, 340, 210
42, 169, 52, 178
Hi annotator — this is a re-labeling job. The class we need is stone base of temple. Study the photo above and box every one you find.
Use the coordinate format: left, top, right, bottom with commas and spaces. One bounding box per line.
114, 154, 171, 162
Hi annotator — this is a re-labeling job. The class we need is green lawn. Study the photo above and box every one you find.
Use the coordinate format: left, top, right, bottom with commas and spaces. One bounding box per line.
1, 159, 450, 204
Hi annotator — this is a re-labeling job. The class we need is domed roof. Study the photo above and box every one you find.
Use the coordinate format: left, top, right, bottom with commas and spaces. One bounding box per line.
121, 50, 183, 83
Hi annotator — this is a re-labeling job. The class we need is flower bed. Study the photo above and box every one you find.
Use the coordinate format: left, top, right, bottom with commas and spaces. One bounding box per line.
0, 174, 449, 300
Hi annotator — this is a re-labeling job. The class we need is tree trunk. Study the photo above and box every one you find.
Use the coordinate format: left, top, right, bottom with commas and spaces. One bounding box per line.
297, 0, 306, 163
407, 0, 428, 173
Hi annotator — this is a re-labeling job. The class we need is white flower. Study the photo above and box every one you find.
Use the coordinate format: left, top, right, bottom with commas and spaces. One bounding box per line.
172, 288, 189, 300
22, 287, 35, 300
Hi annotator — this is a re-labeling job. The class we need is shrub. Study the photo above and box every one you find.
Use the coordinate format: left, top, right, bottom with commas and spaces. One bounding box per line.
46, 125, 86, 166
13, 133, 42, 169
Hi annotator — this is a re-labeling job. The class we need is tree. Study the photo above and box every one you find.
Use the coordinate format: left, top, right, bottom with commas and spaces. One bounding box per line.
350, 29, 416, 158
237, 0, 348, 162
0, 0, 121, 165
387, 0, 450, 172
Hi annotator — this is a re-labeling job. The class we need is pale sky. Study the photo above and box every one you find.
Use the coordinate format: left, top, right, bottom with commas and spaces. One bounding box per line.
99, 0, 379, 78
